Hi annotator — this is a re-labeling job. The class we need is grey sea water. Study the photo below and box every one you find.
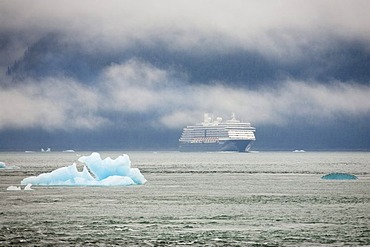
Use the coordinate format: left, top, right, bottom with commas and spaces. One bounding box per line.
0, 151, 369, 246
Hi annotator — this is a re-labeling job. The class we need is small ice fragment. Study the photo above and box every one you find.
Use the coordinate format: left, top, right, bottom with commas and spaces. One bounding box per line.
24, 184, 33, 190
0, 162, 6, 168
7, 185, 21, 191
321, 173, 358, 180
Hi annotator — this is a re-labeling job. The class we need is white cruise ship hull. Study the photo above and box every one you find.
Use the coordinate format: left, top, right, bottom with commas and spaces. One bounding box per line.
179, 140, 254, 152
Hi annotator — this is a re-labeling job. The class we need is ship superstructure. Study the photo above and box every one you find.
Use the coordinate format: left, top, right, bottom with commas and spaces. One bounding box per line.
179, 113, 256, 152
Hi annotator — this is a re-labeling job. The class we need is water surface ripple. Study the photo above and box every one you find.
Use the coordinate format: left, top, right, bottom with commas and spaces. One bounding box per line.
1, 151, 369, 246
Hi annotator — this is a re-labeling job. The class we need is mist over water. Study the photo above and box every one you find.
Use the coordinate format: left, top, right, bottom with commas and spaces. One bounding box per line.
1, 151, 370, 246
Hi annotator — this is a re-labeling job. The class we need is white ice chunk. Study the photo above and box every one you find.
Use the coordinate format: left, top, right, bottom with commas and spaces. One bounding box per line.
7, 185, 21, 191
24, 184, 33, 190
129, 168, 147, 185
0, 162, 6, 168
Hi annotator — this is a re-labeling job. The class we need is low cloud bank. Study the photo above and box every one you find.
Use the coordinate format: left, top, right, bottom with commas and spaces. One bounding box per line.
1, 60, 370, 131
21, 152, 146, 186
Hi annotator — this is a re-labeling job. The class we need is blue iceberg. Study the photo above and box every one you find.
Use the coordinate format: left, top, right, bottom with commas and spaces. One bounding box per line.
321, 173, 358, 180
0, 162, 6, 168
21, 152, 146, 186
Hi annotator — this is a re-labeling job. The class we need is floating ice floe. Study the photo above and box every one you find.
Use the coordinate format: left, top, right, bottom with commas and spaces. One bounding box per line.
7, 185, 21, 191
6, 184, 33, 191
0, 162, 18, 169
21, 152, 146, 186
321, 173, 358, 180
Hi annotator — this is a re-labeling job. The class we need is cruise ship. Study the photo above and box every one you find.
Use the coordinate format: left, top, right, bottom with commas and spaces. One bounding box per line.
179, 113, 256, 152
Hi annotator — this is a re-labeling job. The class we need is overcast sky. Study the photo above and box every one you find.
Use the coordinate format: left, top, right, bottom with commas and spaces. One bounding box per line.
1, 0, 370, 150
